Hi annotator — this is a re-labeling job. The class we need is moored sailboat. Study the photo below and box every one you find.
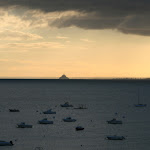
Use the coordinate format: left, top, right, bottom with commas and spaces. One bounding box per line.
134, 89, 147, 107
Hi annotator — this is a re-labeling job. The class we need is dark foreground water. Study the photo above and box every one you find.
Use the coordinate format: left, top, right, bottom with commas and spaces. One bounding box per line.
0, 79, 150, 150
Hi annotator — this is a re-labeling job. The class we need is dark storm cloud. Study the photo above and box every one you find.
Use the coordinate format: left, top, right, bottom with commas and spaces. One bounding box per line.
1, 0, 150, 36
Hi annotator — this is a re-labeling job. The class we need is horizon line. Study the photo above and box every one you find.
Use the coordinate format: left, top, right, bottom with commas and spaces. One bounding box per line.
0, 77, 150, 80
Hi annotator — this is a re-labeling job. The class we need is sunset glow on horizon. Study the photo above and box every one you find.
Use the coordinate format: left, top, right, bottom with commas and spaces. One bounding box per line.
1, 1, 150, 78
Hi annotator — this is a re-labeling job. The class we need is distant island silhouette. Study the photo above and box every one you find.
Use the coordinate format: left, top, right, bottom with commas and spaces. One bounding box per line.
59, 74, 69, 79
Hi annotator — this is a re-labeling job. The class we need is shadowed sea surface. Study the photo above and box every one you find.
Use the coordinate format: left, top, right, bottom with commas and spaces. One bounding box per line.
0, 79, 150, 150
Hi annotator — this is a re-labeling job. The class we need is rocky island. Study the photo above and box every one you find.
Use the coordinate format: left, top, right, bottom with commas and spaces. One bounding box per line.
59, 74, 69, 79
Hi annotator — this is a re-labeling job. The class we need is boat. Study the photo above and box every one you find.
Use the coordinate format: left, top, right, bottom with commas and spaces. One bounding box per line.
76, 126, 84, 131
107, 118, 122, 124
9, 109, 20, 112
60, 102, 73, 107
74, 104, 87, 109
134, 89, 147, 107
63, 117, 76, 122
0, 141, 13, 146
107, 135, 125, 140
38, 118, 53, 124
17, 122, 33, 128
134, 104, 147, 107
43, 109, 56, 114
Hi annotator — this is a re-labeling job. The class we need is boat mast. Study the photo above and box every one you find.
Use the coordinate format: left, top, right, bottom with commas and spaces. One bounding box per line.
138, 89, 140, 104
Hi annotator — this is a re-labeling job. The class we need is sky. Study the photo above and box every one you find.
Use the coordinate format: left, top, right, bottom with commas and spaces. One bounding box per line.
0, 0, 150, 78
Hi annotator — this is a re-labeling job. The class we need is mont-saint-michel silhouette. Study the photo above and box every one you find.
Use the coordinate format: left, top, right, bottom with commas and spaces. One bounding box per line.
59, 74, 69, 79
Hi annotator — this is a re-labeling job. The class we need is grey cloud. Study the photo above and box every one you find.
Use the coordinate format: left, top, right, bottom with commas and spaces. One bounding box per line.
1, 0, 150, 36
50, 14, 124, 29
1, 0, 150, 15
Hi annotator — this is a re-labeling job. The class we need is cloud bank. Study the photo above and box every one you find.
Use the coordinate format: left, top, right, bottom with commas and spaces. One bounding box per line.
0, 0, 150, 36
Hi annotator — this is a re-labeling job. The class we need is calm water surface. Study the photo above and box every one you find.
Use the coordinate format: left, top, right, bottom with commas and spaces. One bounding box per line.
0, 79, 150, 150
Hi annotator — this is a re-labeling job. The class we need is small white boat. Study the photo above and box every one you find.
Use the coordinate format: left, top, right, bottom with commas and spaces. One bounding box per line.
0, 141, 13, 146
60, 102, 73, 107
17, 122, 33, 128
107, 118, 122, 124
38, 118, 53, 124
43, 109, 56, 114
76, 126, 84, 131
107, 135, 125, 140
63, 117, 76, 122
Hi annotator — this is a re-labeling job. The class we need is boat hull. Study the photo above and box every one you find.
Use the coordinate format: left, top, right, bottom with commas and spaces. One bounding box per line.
39, 121, 53, 124
17, 125, 32, 128
43, 112, 56, 114
134, 104, 147, 107
9, 109, 20, 112
0, 141, 13, 146
74, 107, 87, 109
76, 128, 84, 131
107, 121, 122, 124
107, 136, 125, 140
63, 119, 76, 122
61, 105, 73, 107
